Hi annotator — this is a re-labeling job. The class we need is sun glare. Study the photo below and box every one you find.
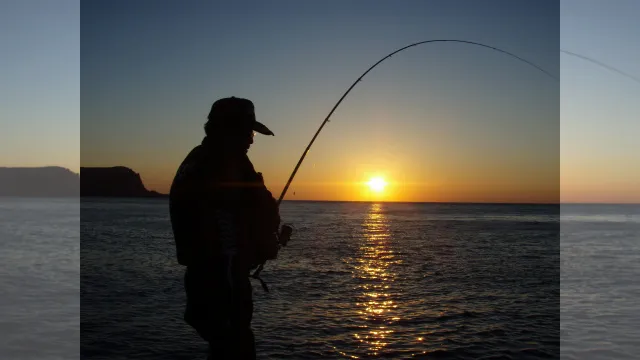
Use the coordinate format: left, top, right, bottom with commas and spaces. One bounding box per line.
367, 177, 387, 193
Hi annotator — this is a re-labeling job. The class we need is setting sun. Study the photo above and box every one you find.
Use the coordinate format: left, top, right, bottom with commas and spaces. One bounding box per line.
367, 177, 387, 192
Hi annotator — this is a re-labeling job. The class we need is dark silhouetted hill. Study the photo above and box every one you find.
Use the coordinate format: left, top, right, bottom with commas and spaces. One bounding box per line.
0, 166, 79, 197
80, 166, 165, 197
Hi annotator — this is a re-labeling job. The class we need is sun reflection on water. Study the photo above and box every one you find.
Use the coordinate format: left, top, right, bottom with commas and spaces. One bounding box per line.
351, 203, 401, 356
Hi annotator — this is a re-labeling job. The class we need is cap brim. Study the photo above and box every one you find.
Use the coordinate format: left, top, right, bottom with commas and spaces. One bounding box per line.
253, 121, 274, 136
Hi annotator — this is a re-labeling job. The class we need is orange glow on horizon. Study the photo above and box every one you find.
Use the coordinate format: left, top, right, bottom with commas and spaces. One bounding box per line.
134, 174, 563, 204
89, 152, 566, 204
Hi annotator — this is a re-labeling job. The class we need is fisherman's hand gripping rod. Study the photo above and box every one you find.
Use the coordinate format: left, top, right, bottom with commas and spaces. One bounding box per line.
251, 39, 559, 289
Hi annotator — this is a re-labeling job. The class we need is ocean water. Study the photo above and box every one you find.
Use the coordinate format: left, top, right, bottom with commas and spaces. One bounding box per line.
81, 199, 560, 359
0, 198, 80, 360
560, 204, 640, 360
4, 198, 636, 359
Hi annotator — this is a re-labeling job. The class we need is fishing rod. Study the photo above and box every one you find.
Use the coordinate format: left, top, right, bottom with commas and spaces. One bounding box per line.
274, 49, 637, 206
251, 39, 558, 288
270, 48, 638, 205
561, 49, 640, 85
276, 39, 558, 206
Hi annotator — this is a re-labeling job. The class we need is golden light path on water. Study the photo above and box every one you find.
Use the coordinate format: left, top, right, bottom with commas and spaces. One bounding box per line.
352, 203, 401, 356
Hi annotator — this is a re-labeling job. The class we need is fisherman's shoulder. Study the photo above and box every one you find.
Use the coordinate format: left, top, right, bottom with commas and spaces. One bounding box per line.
176, 145, 227, 180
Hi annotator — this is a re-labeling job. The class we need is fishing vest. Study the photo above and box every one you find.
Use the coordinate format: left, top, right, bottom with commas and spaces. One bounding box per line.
170, 144, 279, 269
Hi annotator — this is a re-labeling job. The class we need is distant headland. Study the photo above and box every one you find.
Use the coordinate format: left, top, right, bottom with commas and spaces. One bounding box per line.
0, 166, 79, 197
0, 166, 169, 198
80, 166, 166, 198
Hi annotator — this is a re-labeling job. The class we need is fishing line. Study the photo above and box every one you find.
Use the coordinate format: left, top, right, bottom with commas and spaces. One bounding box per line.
561, 49, 640, 85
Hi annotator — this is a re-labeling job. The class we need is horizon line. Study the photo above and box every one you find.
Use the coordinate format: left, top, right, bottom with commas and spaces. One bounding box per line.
78, 196, 639, 206
6, 166, 639, 206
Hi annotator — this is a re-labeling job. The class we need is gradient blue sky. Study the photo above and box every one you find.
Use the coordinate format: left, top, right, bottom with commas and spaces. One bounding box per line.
9, 1, 634, 203
561, 0, 639, 203
78, 0, 559, 202
1, 0, 79, 172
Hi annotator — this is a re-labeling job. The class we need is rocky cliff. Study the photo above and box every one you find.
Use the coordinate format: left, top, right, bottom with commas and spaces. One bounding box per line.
0, 166, 79, 197
80, 166, 165, 197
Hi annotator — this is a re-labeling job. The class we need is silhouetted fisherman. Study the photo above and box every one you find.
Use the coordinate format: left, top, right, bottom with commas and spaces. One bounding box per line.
169, 97, 280, 360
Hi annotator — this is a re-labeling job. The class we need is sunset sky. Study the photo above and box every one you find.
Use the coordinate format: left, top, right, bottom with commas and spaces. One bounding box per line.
80, 0, 559, 203
2, 1, 638, 203
560, 0, 640, 204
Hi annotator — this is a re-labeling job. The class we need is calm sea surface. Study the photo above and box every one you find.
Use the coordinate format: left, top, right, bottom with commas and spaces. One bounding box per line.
560, 204, 640, 360
4, 198, 637, 359
0, 198, 79, 360
81, 199, 560, 359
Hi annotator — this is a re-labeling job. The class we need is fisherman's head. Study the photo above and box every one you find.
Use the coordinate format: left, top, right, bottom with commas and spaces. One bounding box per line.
204, 97, 274, 153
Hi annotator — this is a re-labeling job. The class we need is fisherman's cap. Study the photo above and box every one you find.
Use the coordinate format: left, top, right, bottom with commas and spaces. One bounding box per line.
207, 96, 274, 136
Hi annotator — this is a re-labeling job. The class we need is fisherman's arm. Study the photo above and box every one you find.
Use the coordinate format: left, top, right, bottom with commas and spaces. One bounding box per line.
184, 157, 242, 266
198, 170, 243, 262
254, 172, 281, 231
247, 172, 281, 264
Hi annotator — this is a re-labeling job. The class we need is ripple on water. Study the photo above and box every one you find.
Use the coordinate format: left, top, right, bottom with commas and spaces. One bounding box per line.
80, 200, 562, 359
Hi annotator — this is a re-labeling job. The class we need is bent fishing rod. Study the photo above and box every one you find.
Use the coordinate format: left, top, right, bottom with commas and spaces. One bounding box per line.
273, 49, 637, 205
277, 39, 558, 205
250, 39, 558, 287
271, 49, 637, 208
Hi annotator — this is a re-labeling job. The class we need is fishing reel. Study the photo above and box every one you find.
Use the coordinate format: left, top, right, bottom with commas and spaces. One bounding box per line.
251, 223, 293, 292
